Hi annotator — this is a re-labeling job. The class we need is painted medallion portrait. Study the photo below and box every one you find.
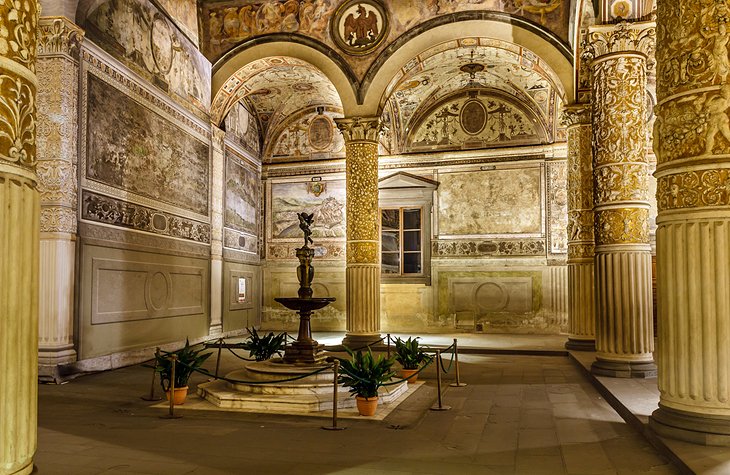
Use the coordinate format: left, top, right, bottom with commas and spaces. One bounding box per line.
331, 0, 389, 55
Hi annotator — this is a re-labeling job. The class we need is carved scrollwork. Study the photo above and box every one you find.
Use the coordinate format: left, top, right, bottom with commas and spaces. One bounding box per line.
336, 117, 383, 143
36, 159, 76, 204
586, 21, 656, 64
0, 0, 39, 72
345, 141, 379, 246
568, 242, 595, 261
594, 164, 650, 204
595, 208, 650, 245
37, 17, 83, 59
658, 169, 730, 211
346, 241, 378, 264
0, 73, 35, 168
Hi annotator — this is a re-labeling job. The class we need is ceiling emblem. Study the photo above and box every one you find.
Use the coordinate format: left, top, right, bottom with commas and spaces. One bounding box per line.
309, 115, 334, 151
331, 0, 389, 56
460, 99, 488, 136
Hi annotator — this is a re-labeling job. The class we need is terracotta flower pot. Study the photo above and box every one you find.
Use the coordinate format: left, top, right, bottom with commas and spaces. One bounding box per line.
400, 368, 418, 383
356, 395, 378, 416
165, 386, 189, 405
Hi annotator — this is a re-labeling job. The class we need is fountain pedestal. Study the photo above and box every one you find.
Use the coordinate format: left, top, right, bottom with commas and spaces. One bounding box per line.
275, 297, 334, 364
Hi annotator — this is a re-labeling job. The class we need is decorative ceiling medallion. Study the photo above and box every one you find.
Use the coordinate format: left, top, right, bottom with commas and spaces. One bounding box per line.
309, 115, 334, 150
331, 0, 389, 56
460, 99, 488, 136
610, 0, 632, 19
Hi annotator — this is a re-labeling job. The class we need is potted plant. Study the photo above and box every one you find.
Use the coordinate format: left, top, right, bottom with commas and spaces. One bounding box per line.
338, 347, 396, 416
242, 327, 286, 361
393, 336, 431, 383
155, 339, 212, 405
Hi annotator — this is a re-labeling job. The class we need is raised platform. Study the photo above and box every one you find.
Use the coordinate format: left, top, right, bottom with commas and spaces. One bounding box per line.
197, 358, 408, 413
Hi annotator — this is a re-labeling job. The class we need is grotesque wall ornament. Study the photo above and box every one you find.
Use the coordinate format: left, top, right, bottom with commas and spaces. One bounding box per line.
331, 0, 389, 56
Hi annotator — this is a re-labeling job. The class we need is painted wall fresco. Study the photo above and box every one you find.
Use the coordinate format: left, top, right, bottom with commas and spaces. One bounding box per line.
82, 0, 211, 115
157, 0, 200, 45
409, 95, 544, 151
270, 180, 346, 240
548, 161, 568, 254
202, 0, 570, 77
85, 74, 210, 216
266, 109, 345, 160
438, 168, 542, 236
224, 102, 261, 156
225, 147, 259, 236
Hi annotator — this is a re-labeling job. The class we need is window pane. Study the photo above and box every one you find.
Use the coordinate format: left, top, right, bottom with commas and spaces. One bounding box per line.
381, 209, 399, 230
382, 252, 400, 274
382, 231, 400, 252
403, 208, 421, 229
403, 230, 421, 252
403, 253, 422, 274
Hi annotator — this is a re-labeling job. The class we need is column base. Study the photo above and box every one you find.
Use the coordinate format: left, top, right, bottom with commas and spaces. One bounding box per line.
342, 333, 382, 351
650, 405, 730, 446
208, 324, 223, 338
565, 338, 595, 351
38, 346, 77, 383
590, 358, 656, 378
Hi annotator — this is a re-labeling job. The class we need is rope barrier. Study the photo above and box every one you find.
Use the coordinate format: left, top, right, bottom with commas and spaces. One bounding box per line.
439, 347, 456, 374
345, 336, 386, 353
177, 359, 335, 385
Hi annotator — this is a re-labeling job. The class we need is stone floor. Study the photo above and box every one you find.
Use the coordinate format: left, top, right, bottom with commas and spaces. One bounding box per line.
36, 346, 679, 474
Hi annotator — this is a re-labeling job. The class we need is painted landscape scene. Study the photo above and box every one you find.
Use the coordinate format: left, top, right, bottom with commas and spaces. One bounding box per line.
271, 180, 345, 239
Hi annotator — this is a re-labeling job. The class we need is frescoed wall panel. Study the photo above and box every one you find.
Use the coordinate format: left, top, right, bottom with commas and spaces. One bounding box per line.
270, 179, 346, 240
157, 0, 200, 45
85, 74, 210, 216
225, 147, 259, 236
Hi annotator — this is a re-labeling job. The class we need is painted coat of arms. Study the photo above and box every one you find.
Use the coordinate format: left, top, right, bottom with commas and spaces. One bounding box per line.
331, 0, 388, 55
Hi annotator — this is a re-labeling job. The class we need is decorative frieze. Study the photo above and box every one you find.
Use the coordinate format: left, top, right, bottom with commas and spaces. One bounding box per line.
657, 169, 730, 211
432, 239, 546, 257
268, 243, 344, 260
81, 191, 211, 244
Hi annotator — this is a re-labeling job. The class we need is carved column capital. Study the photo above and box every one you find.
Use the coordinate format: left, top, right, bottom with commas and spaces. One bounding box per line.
562, 104, 592, 128
211, 124, 225, 151
38, 16, 84, 60
335, 117, 383, 143
586, 21, 656, 64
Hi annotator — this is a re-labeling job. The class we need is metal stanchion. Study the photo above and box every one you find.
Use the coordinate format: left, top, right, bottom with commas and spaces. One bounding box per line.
449, 338, 467, 387
430, 350, 451, 411
141, 347, 163, 401
322, 360, 346, 431
161, 355, 182, 419
386, 334, 391, 358
213, 338, 223, 380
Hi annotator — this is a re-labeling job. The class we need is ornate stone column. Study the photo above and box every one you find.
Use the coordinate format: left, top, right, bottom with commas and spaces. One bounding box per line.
650, 1, 730, 446
35, 17, 83, 381
209, 126, 225, 336
0, 2, 40, 474
336, 117, 382, 348
563, 104, 596, 351
587, 22, 657, 378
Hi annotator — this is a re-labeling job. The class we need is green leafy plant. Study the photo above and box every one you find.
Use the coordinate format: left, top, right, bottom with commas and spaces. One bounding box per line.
242, 327, 286, 361
337, 347, 396, 398
393, 336, 432, 370
155, 339, 212, 391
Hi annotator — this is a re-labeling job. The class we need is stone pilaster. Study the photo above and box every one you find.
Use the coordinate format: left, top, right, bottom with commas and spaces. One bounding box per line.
336, 117, 382, 348
36, 16, 83, 382
563, 104, 596, 351
586, 21, 657, 378
0, 2, 40, 474
650, 0, 730, 446
209, 126, 225, 336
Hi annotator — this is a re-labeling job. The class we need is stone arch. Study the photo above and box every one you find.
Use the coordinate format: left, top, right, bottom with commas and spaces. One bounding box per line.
357, 15, 574, 117
211, 35, 359, 125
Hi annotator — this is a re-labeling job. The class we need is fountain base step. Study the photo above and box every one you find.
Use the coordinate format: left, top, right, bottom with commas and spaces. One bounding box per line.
197, 359, 408, 413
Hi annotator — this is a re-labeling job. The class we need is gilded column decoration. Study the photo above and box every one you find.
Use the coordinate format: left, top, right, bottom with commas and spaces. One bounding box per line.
0, 2, 40, 474
563, 104, 596, 351
586, 21, 657, 378
209, 126, 225, 336
36, 16, 83, 381
650, 0, 730, 446
335, 117, 383, 348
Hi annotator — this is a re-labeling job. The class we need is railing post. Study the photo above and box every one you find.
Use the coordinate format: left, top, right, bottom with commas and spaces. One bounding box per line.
214, 338, 223, 380
430, 350, 451, 411
450, 338, 467, 387
322, 360, 346, 431
141, 347, 163, 401
387, 333, 391, 359
161, 354, 182, 419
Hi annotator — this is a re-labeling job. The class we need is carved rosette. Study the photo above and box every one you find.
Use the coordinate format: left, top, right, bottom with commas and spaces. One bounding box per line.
650, 0, 730, 443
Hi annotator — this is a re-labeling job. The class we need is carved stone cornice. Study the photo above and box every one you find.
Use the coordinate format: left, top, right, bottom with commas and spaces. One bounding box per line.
211, 124, 225, 151
38, 17, 83, 60
585, 21, 656, 63
335, 117, 383, 143
562, 104, 592, 128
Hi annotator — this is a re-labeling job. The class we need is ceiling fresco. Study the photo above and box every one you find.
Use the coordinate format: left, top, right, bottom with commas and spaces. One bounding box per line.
383, 38, 563, 152
201, 0, 571, 78
216, 56, 343, 146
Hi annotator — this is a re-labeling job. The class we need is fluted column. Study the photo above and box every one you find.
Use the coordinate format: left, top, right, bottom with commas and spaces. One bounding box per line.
209, 126, 225, 336
0, 2, 40, 474
649, 0, 730, 446
336, 117, 382, 348
36, 17, 83, 382
564, 104, 596, 351
587, 22, 657, 378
